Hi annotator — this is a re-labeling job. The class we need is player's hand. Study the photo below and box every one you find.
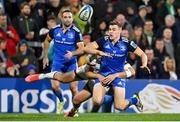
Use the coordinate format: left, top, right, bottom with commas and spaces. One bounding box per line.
43, 57, 49, 69
101, 73, 118, 86
140, 66, 151, 75
97, 51, 112, 58
65, 51, 73, 59
97, 74, 105, 82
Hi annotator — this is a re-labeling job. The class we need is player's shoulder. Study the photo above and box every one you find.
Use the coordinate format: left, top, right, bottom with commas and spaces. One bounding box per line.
97, 36, 108, 41
72, 25, 81, 32
50, 24, 61, 31
121, 36, 130, 43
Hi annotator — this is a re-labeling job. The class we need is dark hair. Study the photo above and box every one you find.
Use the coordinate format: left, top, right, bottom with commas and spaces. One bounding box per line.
47, 15, 56, 21
62, 9, 72, 15
20, 2, 30, 10
109, 20, 122, 28
145, 19, 153, 23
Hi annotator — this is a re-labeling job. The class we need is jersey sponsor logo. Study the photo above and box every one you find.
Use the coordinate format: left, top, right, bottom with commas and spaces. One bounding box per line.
54, 39, 74, 44
107, 52, 125, 57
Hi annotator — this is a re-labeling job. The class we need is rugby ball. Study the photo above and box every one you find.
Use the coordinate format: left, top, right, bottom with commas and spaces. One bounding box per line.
78, 5, 93, 21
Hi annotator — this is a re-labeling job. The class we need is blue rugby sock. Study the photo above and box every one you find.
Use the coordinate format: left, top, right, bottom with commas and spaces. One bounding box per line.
53, 88, 64, 102
103, 95, 113, 104
128, 97, 138, 105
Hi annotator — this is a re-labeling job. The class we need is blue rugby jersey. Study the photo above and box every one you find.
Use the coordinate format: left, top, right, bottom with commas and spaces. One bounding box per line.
48, 24, 83, 63
96, 36, 137, 76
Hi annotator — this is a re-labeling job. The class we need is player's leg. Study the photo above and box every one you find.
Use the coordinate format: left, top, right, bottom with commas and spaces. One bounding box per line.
70, 81, 78, 96
51, 80, 66, 112
92, 82, 106, 106
112, 79, 143, 111
64, 80, 93, 117
25, 63, 90, 83
113, 86, 129, 110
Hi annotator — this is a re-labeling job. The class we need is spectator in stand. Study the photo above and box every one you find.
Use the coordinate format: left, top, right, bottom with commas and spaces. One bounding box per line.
122, 28, 130, 39
0, 38, 19, 77
137, 0, 158, 22
27, 0, 46, 30
155, 0, 176, 27
116, 13, 133, 37
131, 25, 148, 51
129, 5, 147, 27
13, 2, 39, 42
136, 48, 164, 79
91, 19, 108, 41
13, 2, 40, 58
143, 19, 155, 48
0, 38, 7, 76
163, 56, 178, 80
12, 40, 39, 77
114, 0, 137, 20
45, 0, 65, 23
0, 13, 19, 58
162, 27, 175, 58
153, 38, 169, 63
156, 15, 180, 47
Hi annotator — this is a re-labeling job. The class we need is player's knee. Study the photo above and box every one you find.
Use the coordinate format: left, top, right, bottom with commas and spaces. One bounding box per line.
93, 98, 103, 106
54, 73, 62, 81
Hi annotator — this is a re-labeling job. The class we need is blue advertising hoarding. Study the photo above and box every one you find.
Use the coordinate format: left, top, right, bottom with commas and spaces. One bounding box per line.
0, 78, 179, 113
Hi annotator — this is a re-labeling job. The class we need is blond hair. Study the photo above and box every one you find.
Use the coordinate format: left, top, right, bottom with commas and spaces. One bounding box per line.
163, 56, 176, 72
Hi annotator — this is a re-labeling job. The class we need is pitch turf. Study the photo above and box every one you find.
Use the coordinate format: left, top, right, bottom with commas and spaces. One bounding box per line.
0, 113, 179, 121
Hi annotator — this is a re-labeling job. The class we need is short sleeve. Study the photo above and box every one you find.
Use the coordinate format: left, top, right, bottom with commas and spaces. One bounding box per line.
48, 28, 55, 39
75, 31, 83, 43
127, 40, 138, 52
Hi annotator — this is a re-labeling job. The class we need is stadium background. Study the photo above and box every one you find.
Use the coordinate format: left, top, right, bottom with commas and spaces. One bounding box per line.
0, 0, 180, 120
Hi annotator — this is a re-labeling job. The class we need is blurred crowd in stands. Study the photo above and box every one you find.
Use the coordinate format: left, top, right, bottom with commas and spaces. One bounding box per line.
0, 0, 179, 80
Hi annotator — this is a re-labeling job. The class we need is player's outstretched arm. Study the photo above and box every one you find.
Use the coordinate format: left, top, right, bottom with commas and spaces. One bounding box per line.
65, 47, 111, 59
133, 47, 151, 74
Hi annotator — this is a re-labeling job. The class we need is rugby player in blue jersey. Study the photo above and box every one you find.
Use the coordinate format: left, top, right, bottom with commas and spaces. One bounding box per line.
85, 20, 150, 111
27, 9, 85, 112
65, 20, 150, 111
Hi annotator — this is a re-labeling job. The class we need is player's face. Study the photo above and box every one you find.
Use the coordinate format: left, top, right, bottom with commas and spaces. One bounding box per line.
109, 25, 122, 41
62, 12, 73, 27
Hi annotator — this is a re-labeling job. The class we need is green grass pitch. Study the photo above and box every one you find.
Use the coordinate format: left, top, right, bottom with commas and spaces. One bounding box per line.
0, 113, 179, 121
